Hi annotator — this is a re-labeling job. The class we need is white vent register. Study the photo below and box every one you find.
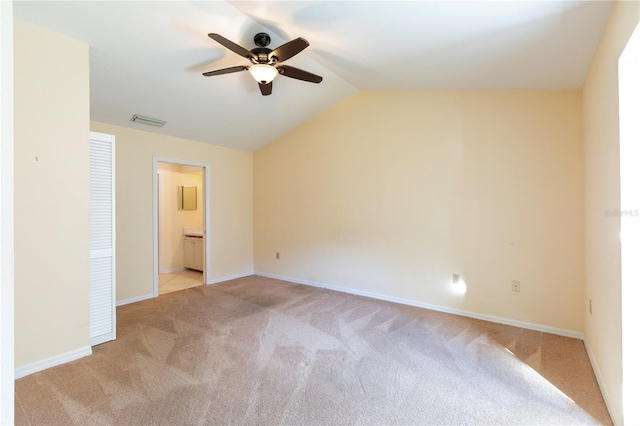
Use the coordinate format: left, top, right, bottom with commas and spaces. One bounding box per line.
89, 132, 116, 346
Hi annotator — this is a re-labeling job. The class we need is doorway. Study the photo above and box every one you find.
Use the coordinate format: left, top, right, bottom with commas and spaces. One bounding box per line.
153, 157, 211, 297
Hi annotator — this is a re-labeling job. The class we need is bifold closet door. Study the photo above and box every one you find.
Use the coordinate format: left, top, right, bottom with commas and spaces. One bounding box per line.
89, 131, 116, 346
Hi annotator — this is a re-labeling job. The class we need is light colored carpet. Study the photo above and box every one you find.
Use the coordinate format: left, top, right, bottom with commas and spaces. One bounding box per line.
16, 275, 611, 425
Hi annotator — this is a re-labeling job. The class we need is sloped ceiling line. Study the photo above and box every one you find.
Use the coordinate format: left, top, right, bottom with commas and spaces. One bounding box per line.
14, 1, 612, 151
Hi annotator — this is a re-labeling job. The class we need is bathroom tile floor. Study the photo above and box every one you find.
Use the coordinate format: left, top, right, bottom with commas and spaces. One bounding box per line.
159, 269, 204, 295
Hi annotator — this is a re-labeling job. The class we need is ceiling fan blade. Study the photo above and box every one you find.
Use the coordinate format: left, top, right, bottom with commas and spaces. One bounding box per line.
259, 81, 273, 96
269, 37, 309, 63
208, 33, 256, 60
277, 65, 323, 83
202, 65, 248, 77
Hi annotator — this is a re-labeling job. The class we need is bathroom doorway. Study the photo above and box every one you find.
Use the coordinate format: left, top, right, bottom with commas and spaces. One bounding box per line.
152, 157, 210, 297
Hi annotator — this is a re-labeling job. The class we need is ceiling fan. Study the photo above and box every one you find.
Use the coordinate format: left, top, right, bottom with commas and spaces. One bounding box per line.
203, 32, 323, 96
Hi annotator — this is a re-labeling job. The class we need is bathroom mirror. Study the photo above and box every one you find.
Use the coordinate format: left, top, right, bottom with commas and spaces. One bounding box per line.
179, 186, 197, 210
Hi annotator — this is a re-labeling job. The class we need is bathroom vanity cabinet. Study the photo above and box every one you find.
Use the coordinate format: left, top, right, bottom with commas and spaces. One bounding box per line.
183, 235, 203, 271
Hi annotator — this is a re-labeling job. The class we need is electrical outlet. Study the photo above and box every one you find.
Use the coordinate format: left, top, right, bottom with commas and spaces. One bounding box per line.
511, 280, 520, 292
276, 252, 280, 260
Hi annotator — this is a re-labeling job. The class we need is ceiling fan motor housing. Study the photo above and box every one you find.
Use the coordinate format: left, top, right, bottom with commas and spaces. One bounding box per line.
254, 32, 271, 48
250, 47, 273, 64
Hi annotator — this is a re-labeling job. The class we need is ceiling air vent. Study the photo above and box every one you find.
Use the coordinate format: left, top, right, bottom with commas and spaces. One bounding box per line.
130, 114, 166, 128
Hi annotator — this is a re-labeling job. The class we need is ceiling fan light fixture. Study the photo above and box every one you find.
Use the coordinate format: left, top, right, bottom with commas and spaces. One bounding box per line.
249, 64, 278, 84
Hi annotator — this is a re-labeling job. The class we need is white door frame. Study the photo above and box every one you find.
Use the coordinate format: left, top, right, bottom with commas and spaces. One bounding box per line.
152, 156, 210, 297
619, 20, 640, 426
0, 2, 14, 423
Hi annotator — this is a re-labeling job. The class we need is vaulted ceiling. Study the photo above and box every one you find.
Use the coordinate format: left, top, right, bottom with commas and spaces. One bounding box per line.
14, 1, 613, 151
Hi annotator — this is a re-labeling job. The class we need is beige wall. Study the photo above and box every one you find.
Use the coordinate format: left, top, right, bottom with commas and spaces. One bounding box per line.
90, 122, 253, 303
14, 19, 90, 366
255, 91, 584, 332
158, 164, 203, 271
582, 1, 640, 424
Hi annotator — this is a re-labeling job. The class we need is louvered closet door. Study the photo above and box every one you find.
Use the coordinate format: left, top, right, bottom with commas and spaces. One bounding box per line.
90, 131, 116, 346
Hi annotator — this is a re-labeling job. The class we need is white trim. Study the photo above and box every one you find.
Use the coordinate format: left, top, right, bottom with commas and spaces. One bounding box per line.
254, 272, 584, 339
584, 338, 619, 425
208, 271, 254, 285
0, 2, 14, 423
160, 266, 186, 274
619, 20, 640, 426
117, 273, 253, 306
116, 293, 154, 307
153, 157, 211, 299
157, 170, 163, 277
90, 332, 114, 347
15, 346, 92, 379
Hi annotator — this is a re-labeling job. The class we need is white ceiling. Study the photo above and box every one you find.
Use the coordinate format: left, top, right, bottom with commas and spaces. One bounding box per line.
14, 1, 613, 151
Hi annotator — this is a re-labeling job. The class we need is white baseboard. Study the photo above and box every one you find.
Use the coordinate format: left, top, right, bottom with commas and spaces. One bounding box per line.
116, 271, 255, 306
15, 346, 92, 379
254, 272, 584, 340
207, 271, 254, 285
584, 338, 620, 425
159, 266, 185, 274
116, 293, 154, 307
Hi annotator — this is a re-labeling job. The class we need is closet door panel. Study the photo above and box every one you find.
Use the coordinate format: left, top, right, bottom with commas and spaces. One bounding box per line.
89, 132, 116, 346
